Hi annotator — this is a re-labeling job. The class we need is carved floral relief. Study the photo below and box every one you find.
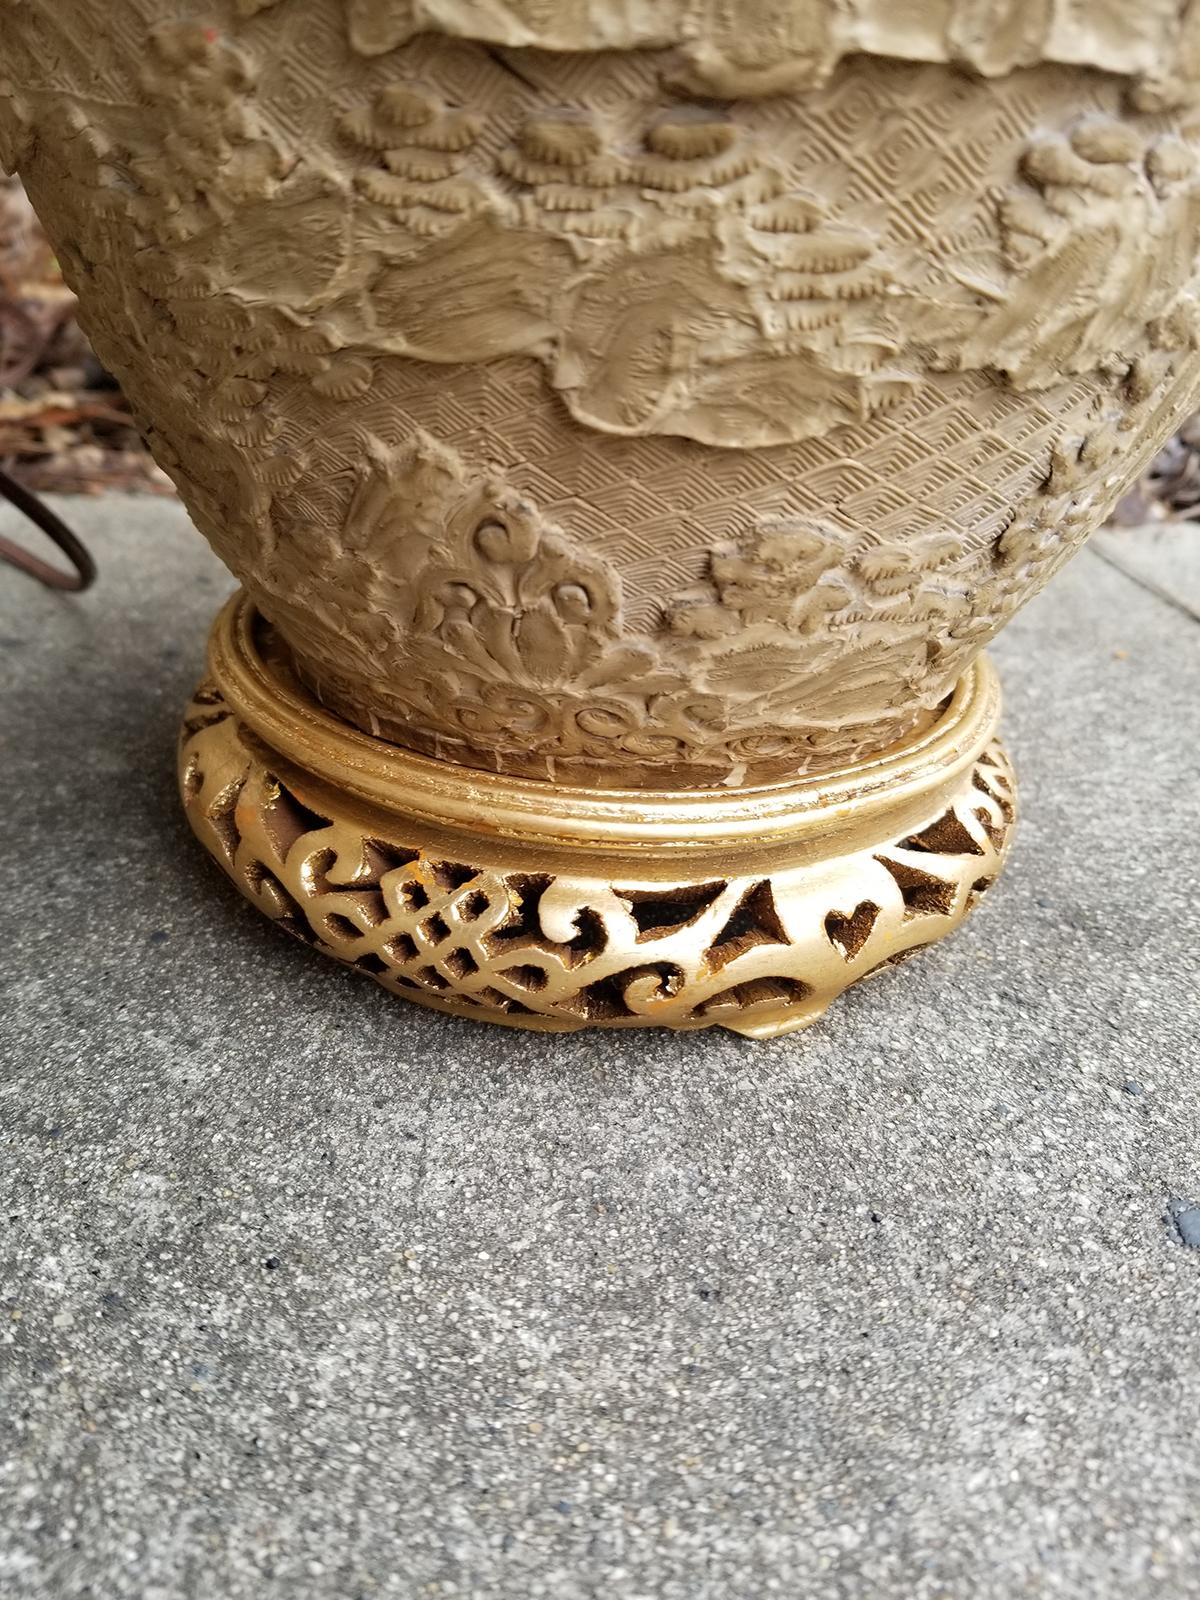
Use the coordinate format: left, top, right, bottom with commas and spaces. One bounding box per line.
3, 0, 1200, 785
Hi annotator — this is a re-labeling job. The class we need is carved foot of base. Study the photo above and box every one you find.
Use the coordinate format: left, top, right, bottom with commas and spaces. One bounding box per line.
178, 595, 1016, 1039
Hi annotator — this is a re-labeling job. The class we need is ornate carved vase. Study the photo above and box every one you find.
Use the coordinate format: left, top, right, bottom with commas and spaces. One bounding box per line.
4, 2, 1198, 1034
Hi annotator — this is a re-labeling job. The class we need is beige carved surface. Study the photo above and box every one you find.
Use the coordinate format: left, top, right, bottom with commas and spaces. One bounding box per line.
222, 0, 1200, 100
4, 1, 1200, 784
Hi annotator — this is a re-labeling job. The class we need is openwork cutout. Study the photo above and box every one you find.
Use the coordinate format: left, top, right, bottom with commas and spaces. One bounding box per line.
179, 684, 1016, 1038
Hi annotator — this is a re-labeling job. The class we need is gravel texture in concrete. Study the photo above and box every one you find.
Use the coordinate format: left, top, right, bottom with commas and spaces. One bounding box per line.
1, 499, 1199, 1599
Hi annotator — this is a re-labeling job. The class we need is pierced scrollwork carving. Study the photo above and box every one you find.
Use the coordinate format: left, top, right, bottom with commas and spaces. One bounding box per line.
178, 672, 1016, 1038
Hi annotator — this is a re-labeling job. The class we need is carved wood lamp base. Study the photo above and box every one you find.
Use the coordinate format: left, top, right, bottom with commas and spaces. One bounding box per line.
178, 595, 1016, 1038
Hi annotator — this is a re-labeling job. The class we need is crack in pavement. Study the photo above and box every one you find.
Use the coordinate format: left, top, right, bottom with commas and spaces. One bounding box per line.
1087, 538, 1200, 626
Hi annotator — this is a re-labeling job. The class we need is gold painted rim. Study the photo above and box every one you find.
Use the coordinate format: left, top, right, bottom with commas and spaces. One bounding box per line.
208, 591, 1002, 853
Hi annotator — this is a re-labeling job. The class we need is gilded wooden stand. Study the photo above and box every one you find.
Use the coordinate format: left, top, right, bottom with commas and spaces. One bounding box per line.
178, 594, 1015, 1038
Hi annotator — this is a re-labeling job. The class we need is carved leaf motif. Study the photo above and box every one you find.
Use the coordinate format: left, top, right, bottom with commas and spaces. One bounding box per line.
513, 609, 572, 685
334, 433, 647, 700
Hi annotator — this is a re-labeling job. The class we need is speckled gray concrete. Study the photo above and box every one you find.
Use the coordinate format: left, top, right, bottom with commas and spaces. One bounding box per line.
1, 500, 1199, 1600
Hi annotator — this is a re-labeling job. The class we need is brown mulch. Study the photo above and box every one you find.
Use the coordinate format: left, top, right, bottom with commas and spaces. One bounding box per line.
1109, 416, 1200, 527
0, 176, 172, 497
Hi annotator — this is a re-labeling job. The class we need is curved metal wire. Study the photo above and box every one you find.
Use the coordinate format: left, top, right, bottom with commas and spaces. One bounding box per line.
0, 465, 96, 592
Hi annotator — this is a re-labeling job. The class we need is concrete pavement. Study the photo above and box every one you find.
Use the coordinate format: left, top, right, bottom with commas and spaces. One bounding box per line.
1, 498, 1198, 1599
